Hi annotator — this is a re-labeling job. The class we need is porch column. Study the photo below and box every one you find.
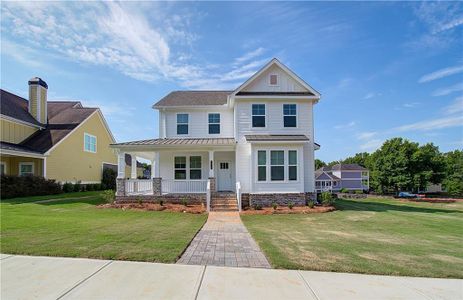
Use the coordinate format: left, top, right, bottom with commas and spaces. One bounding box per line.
131, 155, 137, 179
117, 152, 126, 179
154, 152, 160, 177
208, 150, 214, 178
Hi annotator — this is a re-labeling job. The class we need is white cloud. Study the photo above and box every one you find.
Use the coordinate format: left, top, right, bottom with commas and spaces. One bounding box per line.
360, 139, 382, 151
394, 115, 463, 132
0, 2, 268, 89
402, 102, 421, 108
432, 83, 463, 97
443, 97, 463, 115
334, 121, 355, 130
418, 65, 463, 83
356, 132, 377, 140
363, 92, 382, 100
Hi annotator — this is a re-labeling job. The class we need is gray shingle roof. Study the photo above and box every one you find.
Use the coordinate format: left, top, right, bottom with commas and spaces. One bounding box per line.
245, 134, 310, 142
113, 138, 236, 146
0, 89, 44, 126
0, 141, 42, 155
317, 163, 368, 171
153, 91, 232, 108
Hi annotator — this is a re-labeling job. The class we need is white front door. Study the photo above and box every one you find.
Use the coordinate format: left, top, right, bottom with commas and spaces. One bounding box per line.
217, 161, 233, 191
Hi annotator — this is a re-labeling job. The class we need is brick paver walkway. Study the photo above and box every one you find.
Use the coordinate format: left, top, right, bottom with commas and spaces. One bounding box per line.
177, 212, 271, 268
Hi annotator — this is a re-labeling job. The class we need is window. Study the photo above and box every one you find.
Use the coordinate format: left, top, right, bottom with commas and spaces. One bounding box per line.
189, 156, 202, 179
270, 151, 284, 181
269, 74, 278, 85
220, 162, 229, 169
208, 113, 220, 134
19, 162, 34, 176
288, 150, 297, 181
257, 151, 266, 181
177, 114, 189, 135
174, 157, 186, 179
0, 162, 5, 175
84, 133, 97, 153
252, 104, 266, 127
283, 104, 297, 127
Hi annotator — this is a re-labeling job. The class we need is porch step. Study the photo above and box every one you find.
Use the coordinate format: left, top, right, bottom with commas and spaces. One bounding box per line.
211, 193, 238, 212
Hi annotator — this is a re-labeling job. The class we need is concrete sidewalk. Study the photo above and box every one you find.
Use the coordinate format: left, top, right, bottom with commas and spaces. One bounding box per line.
1, 254, 461, 300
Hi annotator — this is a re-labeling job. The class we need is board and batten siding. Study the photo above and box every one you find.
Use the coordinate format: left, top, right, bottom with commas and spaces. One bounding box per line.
0, 156, 43, 176
0, 119, 38, 144
242, 64, 307, 93
161, 107, 234, 138
46, 112, 117, 183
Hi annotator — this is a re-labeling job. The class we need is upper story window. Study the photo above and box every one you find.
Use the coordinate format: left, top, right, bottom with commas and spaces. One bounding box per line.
208, 113, 220, 134
269, 74, 278, 86
252, 104, 266, 128
19, 162, 34, 176
177, 114, 189, 135
283, 104, 297, 127
84, 133, 97, 153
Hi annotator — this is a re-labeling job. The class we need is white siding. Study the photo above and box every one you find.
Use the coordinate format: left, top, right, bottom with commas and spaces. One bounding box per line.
235, 143, 252, 192
159, 151, 209, 181
242, 64, 307, 93
163, 107, 234, 138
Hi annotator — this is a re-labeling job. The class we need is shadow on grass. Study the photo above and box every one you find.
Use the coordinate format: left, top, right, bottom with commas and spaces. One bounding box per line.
336, 198, 462, 214
1, 195, 105, 206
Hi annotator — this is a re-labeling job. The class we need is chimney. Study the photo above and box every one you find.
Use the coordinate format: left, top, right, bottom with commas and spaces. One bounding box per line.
28, 77, 48, 124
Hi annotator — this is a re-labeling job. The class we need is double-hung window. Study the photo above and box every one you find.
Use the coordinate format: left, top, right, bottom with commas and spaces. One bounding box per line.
283, 104, 297, 127
19, 162, 34, 176
177, 114, 189, 135
252, 104, 266, 127
270, 151, 284, 181
288, 150, 297, 181
84, 133, 97, 153
174, 157, 187, 179
257, 151, 267, 181
208, 113, 220, 134
189, 156, 202, 179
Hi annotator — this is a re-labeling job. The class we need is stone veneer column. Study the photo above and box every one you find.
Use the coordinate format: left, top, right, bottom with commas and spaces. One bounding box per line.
153, 177, 162, 196
208, 177, 216, 192
116, 178, 126, 196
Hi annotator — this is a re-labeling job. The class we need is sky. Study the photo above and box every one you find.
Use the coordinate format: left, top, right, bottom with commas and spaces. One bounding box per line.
1, 1, 462, 162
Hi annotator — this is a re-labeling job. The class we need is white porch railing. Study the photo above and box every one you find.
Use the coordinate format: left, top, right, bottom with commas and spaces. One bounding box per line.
125, 179, 153, 195
206, 180, 211, 212
162, 180, 208, 194
236, 181, 242, 212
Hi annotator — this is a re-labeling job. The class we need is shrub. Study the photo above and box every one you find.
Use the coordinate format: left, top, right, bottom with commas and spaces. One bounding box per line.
102, 168, 117, 190
182, 198, 188, 206
93, 183, 102, 191
73, 181, 82, 192
100, 190, 115, 203
159, 200, 164, 206
62, 182, 73, 193
137, 198, 143, 205
340, 188, 349, 193
252, 203, 263, 210
86, 184, 94, 191
272, 202, 277, 210
355, 190, 363, 194
288, 201, 294, 209
307, 200, 315, 208
1, 175, 62, 199
320, 192, 335, 206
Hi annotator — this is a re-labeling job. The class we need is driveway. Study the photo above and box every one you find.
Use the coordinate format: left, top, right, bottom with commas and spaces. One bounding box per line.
177, 212, 270, 268
1, 254, 461, 300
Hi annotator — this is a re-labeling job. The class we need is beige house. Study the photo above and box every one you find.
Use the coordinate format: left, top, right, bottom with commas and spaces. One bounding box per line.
0, 77, 120, 184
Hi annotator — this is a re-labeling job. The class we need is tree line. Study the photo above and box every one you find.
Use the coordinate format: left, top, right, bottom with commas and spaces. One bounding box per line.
316, 137, 462, 196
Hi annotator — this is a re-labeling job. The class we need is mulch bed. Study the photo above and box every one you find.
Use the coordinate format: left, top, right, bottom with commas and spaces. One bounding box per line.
98, 203, 206, 214
240, 205, 335, 215
406, 198, 459, 203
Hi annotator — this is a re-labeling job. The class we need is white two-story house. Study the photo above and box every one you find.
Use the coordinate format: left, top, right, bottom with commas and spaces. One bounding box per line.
112, 58, 321, 210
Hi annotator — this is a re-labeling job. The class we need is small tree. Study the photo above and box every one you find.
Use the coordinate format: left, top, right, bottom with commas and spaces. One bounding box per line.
320, 192, 335, 206
102, 168, 117, 190
100, 190, 115, 203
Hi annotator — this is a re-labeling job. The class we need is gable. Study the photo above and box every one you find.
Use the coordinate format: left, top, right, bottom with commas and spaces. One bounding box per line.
242, 64, 308, 93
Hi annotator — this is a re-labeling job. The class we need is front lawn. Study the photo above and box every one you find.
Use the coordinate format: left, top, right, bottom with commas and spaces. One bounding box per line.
1, 192, 207, 263
241, 197, 463, 278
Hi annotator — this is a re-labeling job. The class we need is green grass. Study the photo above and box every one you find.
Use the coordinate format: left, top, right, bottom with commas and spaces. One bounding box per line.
241, 197, 463, 278
1, 192, 207, 263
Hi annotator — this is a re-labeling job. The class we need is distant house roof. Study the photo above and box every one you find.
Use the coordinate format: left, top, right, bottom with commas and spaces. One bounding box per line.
125, 153, 143, 168
112, 138, 236, 147
315, 170, 340, 181
0, 89, 99, 154
245, 134, 310, 142
153, 91, 231, 108
0, 89, 44, 127
317, 163, 368, 172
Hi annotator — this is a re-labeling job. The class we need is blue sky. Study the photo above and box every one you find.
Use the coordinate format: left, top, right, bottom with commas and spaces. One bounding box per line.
1, 1, 462, 162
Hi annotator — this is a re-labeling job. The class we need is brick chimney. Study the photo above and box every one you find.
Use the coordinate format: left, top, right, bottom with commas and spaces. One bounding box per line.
28, 77, 48, 124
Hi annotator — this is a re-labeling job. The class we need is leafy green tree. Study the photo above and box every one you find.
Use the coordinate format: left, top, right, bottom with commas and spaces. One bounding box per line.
342, 152, 371, 168
411, 143, 445, 192
442, 150, 463, 196
315, 159, 326, 170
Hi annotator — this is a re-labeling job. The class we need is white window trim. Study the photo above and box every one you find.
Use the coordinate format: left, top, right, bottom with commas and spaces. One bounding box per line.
84, 133, 97, 153
208, 113, 221, 135
0, 162, 6, 175
269, 73, 280, 87
251, 103, 267, 129
174, 155, 203, 181
176, 113, 189, 136
283, 103, 298, 128
288, 150, 298, 181
254, 149, 300, 183
189, 156, 202, 180
19, 162, 34, 176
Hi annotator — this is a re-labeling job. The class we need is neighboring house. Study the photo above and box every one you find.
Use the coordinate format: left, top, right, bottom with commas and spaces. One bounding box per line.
0, 77, 117, 184
315, 163, 369, 192
111, 58, 321, 210
124, 154, 145, 179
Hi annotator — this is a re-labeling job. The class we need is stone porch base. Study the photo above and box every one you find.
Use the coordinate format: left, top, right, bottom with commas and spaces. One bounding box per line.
115, 193, 206, 205
243, 192, 316, 208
